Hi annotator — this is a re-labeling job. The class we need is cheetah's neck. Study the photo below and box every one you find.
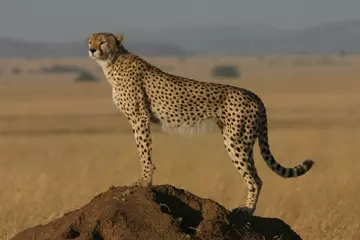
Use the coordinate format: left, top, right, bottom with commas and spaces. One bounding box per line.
96, 59, 111, 71
95, 59, 116, 86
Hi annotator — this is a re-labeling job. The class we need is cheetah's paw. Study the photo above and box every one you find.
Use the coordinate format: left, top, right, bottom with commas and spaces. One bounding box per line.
130, 178, 152, 188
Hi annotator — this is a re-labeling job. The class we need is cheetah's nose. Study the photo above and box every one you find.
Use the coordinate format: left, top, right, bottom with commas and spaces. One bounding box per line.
89, 48, 96, 54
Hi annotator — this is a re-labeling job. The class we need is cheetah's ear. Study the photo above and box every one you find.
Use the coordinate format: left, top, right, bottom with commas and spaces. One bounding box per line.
89, 32, 97, 38
114, 34, 125, 44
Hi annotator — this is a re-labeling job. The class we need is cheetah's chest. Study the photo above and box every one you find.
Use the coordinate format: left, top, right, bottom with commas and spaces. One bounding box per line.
107, 75, 131, 109
111, 87, 132, 114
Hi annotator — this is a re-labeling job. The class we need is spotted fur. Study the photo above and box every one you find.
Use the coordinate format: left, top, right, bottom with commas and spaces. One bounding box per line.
88, 32, 314, 216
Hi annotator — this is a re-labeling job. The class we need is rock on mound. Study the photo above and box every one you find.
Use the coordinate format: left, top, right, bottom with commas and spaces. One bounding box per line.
12, 185, 301, 240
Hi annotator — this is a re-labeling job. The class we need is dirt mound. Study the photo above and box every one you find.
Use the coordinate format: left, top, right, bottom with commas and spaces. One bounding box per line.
12, 185, 301, 240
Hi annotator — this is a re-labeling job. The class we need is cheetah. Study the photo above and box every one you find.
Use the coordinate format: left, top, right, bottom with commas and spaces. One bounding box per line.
88, 32, 314, 216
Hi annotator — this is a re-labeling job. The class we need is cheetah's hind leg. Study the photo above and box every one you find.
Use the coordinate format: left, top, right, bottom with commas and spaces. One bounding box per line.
223, 133, 263, 216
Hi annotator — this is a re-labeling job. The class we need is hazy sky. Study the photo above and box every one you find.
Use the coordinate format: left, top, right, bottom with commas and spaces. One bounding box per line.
0, 0, 359, 42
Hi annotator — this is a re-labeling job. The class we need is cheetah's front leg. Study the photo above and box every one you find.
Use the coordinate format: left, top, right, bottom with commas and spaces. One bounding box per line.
130, 118, 156, 187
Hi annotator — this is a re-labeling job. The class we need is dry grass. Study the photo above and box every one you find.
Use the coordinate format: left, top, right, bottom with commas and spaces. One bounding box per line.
1, 55, 360, 239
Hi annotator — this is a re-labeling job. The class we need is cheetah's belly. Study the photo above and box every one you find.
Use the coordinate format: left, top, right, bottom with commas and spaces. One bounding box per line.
149, 101, 219, 136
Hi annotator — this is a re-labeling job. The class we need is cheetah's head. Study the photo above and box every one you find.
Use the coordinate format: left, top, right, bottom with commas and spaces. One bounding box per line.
88, 32, 125, 62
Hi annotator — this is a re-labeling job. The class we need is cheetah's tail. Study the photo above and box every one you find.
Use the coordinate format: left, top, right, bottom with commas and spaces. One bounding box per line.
258, 109, 314, 178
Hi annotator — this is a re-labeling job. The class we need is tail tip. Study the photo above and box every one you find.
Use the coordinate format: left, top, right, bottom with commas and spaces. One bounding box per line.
303, 159, 315, 170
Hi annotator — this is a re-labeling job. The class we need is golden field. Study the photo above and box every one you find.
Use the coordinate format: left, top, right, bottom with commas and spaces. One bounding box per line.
0, 54, 360, 239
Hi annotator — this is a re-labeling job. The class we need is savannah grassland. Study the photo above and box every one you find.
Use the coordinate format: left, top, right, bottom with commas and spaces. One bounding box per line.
0, 54, 360, 239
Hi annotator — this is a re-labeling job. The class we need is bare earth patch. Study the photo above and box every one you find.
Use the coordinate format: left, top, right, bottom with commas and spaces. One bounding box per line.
11, 185, 301, 240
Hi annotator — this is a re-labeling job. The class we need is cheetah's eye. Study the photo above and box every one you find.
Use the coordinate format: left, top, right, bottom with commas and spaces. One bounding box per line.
88, 42, 92, 45
100, 40, 106, 45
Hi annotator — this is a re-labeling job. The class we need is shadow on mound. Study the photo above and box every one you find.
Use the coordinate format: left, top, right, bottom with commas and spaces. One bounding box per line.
11, 185, 302, 240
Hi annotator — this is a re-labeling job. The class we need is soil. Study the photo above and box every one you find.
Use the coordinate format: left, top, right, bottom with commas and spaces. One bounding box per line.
11, 185, 302, 240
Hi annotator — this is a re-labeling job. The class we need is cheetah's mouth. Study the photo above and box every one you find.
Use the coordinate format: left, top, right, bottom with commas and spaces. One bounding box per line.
89, 54, 102, 61
89, 51, 105, 60
88, 51, 95, 58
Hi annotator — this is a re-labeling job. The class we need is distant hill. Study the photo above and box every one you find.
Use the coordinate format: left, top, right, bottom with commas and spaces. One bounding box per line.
1, 18, 360, 57
0, 39, 188, 58
152, 19, 360, 55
